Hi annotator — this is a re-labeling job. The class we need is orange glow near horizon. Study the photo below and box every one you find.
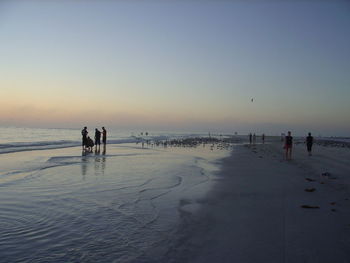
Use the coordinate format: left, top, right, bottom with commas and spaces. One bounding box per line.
1, 1, 349, 136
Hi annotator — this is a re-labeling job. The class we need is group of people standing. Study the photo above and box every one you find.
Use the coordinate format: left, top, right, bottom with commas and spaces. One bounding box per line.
283, 131, 314, 160
249, 133, 265, 144
81, 126, 107, 151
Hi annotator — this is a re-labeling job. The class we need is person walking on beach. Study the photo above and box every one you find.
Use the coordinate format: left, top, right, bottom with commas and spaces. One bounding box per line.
249, 133, 252, 144
102, 127, 107, 145
81, 126, 88, 150
306, 132, 314, 156
262, 133, 265, 144
253, 133, 256, 144
95, 128, 101, 149
284, 131, 293, 160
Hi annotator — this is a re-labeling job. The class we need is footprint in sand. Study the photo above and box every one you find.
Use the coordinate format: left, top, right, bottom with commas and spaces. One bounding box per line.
305, 178, 316, 182
304, 188, 316, 192
301, 205, 320, 209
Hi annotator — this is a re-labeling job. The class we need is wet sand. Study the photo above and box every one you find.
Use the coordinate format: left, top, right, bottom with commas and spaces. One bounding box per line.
0, 143, 229, 263
1, 138, 349, 262
169, 139, 350, 263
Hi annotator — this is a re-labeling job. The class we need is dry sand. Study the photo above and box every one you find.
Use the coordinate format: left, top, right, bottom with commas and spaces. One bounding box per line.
173, 139, 350, 263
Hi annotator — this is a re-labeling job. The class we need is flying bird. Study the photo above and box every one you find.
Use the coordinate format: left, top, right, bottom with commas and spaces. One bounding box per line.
251, 98, 254, 102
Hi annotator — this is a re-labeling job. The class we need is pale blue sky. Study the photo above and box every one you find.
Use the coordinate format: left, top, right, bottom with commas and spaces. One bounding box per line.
1, 1, 349, 135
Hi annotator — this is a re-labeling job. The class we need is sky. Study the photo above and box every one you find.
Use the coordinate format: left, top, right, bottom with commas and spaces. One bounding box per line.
0, 0, 349, 136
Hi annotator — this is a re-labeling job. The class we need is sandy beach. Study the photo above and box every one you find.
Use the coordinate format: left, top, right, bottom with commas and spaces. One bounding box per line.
170, 139, 350, 263
1, 136, 350, 262
2, 1, 350, 262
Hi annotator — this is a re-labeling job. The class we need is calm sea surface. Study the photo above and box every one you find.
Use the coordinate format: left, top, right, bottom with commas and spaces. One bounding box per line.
0, 127, 230, 262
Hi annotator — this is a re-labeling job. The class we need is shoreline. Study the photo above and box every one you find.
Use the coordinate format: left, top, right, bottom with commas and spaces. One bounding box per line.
0, 142, 231, 263
1, 139, 349, 262
169, 141, 350, 263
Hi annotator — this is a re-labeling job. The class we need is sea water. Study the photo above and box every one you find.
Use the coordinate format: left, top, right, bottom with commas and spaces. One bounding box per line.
0, 127, 209, 154
0, 127, 231, 262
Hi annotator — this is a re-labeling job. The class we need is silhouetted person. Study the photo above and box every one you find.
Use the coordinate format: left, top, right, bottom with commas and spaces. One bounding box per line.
86, 136, 94, 151
102, 127, 107, 145
81, 126, 88, 150
249, 133, 252, 144
253, 133, 256, 144
95, 128, 101, 148
306, 132, 314, 156
284, 131, 293, 160
262, 133, 265, 144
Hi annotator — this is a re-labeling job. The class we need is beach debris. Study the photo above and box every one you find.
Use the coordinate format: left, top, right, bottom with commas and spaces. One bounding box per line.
321, 172, 337, 180
330, 202, 336, 205
304, 188, 316, 192
301, 205, 320, 209
305, 178, 316, 182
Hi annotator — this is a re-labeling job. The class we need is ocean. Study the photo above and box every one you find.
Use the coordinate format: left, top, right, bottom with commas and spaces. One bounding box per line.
0, 127, 212, 155
0, 127, 231, 262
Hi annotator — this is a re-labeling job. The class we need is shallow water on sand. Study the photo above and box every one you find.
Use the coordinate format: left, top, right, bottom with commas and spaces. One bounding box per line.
0, 143, 229, 262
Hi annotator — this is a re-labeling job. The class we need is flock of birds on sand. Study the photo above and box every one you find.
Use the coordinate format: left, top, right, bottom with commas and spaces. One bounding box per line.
133, 98, 257, 150
135, 136, 243, 151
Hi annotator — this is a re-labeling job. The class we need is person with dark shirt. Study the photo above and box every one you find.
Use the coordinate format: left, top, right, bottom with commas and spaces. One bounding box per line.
306, 132, 314, 156
102, 127, 107, 145
86, 136, 94, 151
95, 128, 101, 148
81, 126, 88, 150
262, 133, 265, 144
284, 131, 293, 160
249, 133, 252, 144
